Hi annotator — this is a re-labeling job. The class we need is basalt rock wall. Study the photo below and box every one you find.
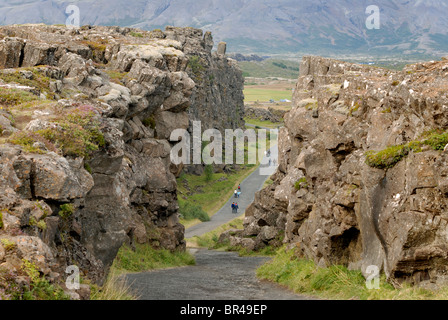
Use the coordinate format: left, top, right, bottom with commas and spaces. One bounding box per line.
232, 55, 448, 287
0, 24, 244, 295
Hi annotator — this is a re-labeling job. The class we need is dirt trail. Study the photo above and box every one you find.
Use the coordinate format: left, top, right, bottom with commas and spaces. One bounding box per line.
125, 144, 312, 300
125, 249, 313, 300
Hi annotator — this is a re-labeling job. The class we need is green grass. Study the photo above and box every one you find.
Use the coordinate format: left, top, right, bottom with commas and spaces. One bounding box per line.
244, 118, 283, 129
365, 142, 422, 169
239, 59, 300, 79
0, 88, 39, 107
294, 177, 308, 190
179, 201, 210, 222
111, 243, 196, 274
188, 217, 244, 249
256, 247, 448, 300
365, 130, 448, 169
188, 217, 278, 256
244, 87, 292, 103
177, 164, 257, 222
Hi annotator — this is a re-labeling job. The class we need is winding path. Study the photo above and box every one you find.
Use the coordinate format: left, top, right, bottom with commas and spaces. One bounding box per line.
124, 142, 312, 300
185, 144, 278, 239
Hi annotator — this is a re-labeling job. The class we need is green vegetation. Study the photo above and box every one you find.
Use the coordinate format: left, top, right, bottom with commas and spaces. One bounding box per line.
111, 243, 195, 274
0, 238, 16, 252
89, 270, 136, 300
58, 203, 74, 220
243, 87, 292, 103
82, 40, 108, 62
179, 201, 210, 222
244, 118, 283, 129
142, 115, 156, 129
0, 88, 39, 106
189, 217, 244, 248
294, 177, 308, 190
37, 106, 105, 157
239, 59, 300, 79
187, 55, 205, 81
365, 142, 421, 169
257, 247, 448, 300
0, 259, 70, 300
8, 131, 54, 154
421, 130, 448, 151
7, 105, 105, 157
177, 163, 259, 226
0, 68, 53, 100
189, 216, 280, 257
104, 69, 129, 85
365, 130, 448, 169
204, 164, 213, 182
129, 31, 144, 38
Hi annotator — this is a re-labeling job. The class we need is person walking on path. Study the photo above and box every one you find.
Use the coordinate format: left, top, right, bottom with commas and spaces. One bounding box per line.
231, 202, 235, 213
234, 203, 239, 214
234, 190, 238, 198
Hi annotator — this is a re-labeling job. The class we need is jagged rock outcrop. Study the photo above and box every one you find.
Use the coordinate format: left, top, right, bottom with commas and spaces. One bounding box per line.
160, 28, 245, 175
0, 24, 244, 296
231, 55, 448, 287
244, 106, 287, 124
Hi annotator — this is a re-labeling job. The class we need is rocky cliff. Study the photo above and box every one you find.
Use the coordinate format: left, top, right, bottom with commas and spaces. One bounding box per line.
230, 55, 448, 287
0, 24, 243, 295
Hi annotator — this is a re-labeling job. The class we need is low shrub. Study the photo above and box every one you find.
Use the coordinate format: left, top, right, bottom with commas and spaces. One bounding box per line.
37, 106, 105, 157
179, 201, 210, 222
294, 177, 308, 190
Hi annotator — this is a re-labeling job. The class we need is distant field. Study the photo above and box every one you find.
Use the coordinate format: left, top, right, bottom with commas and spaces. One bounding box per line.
244, 88, 292, 102
239, 59, 300, 79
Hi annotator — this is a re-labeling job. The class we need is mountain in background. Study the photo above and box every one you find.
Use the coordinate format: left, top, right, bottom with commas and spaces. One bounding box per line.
1, 0, 448, 57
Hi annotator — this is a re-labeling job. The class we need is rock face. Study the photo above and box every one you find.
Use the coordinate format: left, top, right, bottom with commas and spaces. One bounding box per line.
232, 55, 448, 287
0, 24, 244, 292
163, 27, 245, 175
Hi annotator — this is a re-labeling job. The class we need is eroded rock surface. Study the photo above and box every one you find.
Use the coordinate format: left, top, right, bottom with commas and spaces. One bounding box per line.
231, 55, 448, 287
0, 24, 244, 296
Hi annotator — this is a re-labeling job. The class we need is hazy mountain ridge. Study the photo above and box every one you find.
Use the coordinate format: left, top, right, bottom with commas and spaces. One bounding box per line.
1, 0, 448, 56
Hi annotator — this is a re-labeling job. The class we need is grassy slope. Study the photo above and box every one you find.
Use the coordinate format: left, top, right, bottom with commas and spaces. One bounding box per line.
244, 87, 292, 103
239, 59, 300, 79
257, 248, 448, 300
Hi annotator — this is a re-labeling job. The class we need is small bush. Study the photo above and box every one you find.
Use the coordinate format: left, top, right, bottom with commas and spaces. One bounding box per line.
58, 203, 74, 220
142, 116, 156, 129
0, 238, 15, 251
422, 131, 448, 151
0, 88, 38, 106
37, 106, 105, 157
179, 202, 210, 222
204, 164, 213, 182
0, 259, 70, 300
294, 177, 308, 190
188, 55, 205, 81
129, 31, 143, 38
8, 131, 56, 154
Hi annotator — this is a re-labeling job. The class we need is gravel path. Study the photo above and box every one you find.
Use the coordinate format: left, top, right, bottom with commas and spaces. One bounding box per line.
125, 142, 312, 300
125, 249, 312, 300
185, 144, 278, 239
